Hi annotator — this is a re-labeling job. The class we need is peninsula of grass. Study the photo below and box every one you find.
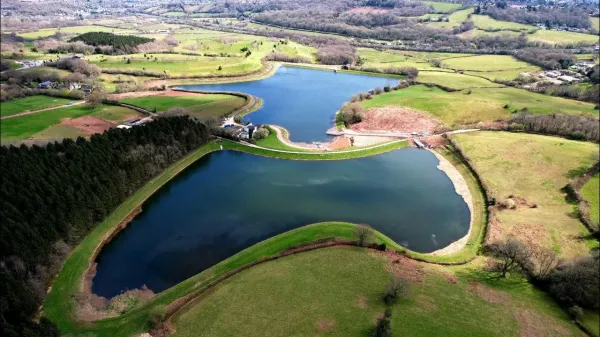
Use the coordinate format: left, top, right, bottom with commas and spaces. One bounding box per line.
120, 94, 247, 117
255, 126, 312, 152
454, 131, 599, 258
581, 173, 599, 226
0, 95, 76, 117
170, 246, 583, 337
361, 85, 598, 126
221, 138, 409, 160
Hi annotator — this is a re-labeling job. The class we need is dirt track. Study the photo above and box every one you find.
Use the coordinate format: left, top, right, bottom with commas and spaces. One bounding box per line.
1, 101, 86, 120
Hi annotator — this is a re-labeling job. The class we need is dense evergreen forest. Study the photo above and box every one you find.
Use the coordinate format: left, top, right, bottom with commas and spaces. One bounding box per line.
0, 116, 210, 337
69, 32, 153, 49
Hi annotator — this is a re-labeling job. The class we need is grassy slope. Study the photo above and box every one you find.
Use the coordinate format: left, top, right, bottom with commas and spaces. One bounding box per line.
18, 25, 136, 39
416, 71, 497, 89
0, 95, 74, 117
471, 15, 536, 31
171, 247, 583, 337
1, 104, 112, 141
422, 1, 462, 13
121, 94, 246, 117
454, 131, 599, 257
441, 55, 538, 72
361, 85, 597, 126
581, 173, 599, 226
529, 29, 599, 46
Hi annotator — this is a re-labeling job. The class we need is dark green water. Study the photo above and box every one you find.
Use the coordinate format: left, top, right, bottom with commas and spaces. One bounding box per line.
93, 149, 470, 298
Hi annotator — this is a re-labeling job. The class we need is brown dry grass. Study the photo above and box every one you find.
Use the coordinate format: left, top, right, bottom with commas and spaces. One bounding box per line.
62, 116, 115, 135
315, 318, 336, 331
350, 106, 446, 134
468, 280, 511, 304
514, 308, 572, 337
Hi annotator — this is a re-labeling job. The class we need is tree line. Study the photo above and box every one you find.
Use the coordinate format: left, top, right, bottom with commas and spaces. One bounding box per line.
68, 32, 154, 51
483, 6, 592, 30
0, 116, 211, 337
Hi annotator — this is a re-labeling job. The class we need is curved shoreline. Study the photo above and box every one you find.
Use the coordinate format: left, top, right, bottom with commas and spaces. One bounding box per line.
428, 148, 474, 256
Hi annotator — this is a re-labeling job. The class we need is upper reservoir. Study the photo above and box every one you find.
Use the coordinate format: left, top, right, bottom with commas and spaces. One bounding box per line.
176, 66, 397, 143
93, 149, 470, 298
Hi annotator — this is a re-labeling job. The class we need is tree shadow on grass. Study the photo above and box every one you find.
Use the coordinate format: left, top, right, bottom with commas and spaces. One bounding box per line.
454, 267, 531, 291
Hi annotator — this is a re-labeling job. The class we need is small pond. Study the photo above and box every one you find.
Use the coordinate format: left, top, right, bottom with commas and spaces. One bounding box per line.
93, 149, 470, 298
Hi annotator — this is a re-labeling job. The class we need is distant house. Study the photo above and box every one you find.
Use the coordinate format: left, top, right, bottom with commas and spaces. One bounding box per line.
68, 82, 81, 90
80, 85, 93, 94
38, 81, 55, 89
558, 75, 578, 84
116, 125, 132, 130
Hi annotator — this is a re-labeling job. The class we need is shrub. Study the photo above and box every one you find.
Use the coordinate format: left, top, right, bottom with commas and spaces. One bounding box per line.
253, 127, 269, 140
218, 66, 222, 71
355, 224, 374, 247
148, 305, 166, 328
233, 115, 242, 123
378, 243, 387, 251
568, 305, 584, 320
373, 308, 392, 337
383, 275, 410, 305
547, 253, 599, 310
341, 102, 365, 126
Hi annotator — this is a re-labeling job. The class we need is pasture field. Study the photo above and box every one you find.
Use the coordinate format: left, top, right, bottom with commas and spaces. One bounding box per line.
0, 104, 140, 141
357, 48, 471, 71
171, 247, 583, 337
441, 55, 537, 72
163, 11, 187, 17
416, 71, 496, 89
421, 1, 462, 13
18, 25, 137, 39
528, 29, 600, 46
471, 15, 537, 31
447, 7, 475, 23
591, 16, 600, 31
361, 85, 597, 126
0, 95, 75, 117
459, 29, 522, 39
454, 131, 599, 257
581, 173, 599, 226
120, 94, 246, 118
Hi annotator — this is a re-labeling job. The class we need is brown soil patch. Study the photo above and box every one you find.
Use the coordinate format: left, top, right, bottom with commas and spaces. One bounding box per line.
375, 250, 425, 286
345, 6, 389, 14
485, 213, 505, 245
328, 136, 351, 150
315, 318, 336, 331
514, 308, 571, 337
444, 271, 458, 284
508, 223, 552, 251
62, 116, 115, 135
357, 296, 368, 309
350, 107, 446, 134
423, 135, 448, 149
468, 280, 511, 304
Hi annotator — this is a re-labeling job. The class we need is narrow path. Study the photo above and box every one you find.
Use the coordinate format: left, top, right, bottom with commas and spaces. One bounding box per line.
1, 100, 86, 120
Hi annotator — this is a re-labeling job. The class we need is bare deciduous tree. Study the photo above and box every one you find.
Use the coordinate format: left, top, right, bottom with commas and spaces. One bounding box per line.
384, 275, 411, 305
355, 224, 374, 247
487, 238, 533, 278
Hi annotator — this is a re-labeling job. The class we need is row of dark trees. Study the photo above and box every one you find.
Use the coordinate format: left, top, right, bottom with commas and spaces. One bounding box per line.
514, 48, 578, 70
0, 117, 211, 337
487, 239, 599, 311
484, 6, 592, 29
508, 113, 600, 142
68, 32, 154, 50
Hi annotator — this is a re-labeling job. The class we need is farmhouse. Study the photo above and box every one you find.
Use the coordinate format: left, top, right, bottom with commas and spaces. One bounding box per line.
38, 80, 55, 89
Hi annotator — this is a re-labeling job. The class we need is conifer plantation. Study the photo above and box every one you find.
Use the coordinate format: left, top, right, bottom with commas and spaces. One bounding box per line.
0, 116, 210, 337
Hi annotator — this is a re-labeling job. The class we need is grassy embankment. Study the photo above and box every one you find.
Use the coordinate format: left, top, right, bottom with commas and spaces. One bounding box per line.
120, 94, 247, 118
171, 246, 585, 337
360, 85, 597, 127
0, 95, 75, 117
43, 135, 488, 336
454, 131, 599, 258
0, 104, 140, 141
581, 173, 599, 226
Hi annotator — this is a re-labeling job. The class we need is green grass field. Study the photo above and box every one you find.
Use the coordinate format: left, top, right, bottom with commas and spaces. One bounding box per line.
171, 247, 583, 337
121, 94, 246, 117
471, 15, 537, 31
18, 25, 137, 39
0, 96, 75, 117
454, 131, 599, 257
459, 29, 522, 39
448, 7, 475, 23
581, 173, 599, 226
0, 104, 137, 141
441, 55, 539, 72
416, 71, 496, 89
357, 48, 470, 72
422, 1, 462, 13
528, 29, 600, 46
591, 16, 600, 31
361, 85, 597, 126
